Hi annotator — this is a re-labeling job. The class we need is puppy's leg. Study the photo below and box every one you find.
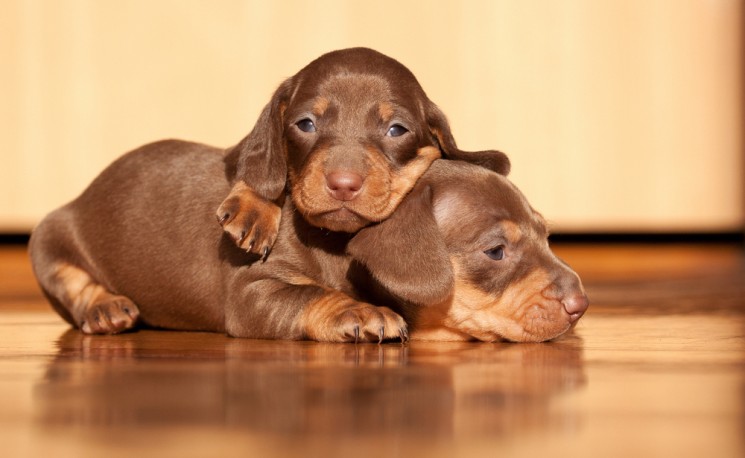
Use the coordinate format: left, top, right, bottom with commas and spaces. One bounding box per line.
30, 223, 139, 335
44, 262, 140, 335
29, 217, 139, 334
216, 182, 281, 259
301, 290, 409, 343
226, 277, 407, 342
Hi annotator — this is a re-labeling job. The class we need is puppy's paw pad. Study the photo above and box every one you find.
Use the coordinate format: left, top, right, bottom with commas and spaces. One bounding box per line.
80, 297, 139, 335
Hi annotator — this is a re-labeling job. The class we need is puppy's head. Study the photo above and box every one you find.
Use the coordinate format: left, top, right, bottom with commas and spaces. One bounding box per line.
228, 47, 509, 233
348, 160, 589, 343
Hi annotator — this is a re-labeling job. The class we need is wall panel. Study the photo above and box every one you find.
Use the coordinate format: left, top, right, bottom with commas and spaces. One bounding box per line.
1, 0, 742, 232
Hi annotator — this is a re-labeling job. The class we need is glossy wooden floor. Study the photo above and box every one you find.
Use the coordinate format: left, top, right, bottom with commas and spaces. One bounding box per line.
1, 243, 744, 457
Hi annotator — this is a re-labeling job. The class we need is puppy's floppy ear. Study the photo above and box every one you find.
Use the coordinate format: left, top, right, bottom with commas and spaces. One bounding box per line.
347, 183, 453, 306
225, 78, 293, 202
427, 103, 511, 176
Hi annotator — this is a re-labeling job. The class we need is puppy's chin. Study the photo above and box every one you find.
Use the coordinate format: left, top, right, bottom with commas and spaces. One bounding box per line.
305, 208, 371, 233
500, 322, 575, 343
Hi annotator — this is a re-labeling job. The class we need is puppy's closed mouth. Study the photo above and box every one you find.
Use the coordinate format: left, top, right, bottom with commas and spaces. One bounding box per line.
328, 207, 357, 218
314, 207, 371, 232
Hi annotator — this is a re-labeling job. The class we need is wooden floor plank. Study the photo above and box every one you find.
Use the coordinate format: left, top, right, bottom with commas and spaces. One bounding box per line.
1, 244, 743, 458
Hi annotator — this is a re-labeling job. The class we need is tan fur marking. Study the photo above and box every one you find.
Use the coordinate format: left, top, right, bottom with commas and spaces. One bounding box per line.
54, 263, 108, 314
53, 263, 139, 334
500, 221, 523, 245
298, 290, 406, 342
411, 258, 571, 342
312, 96, 330, 117
365, 145, 441, 219
226, 180, 250, 195
299, 290, 352, 341
56, 264, 107, 313
291, 145, 335, 227
55, 263, 91, 298
410, 327, 472, 341
432, 128, 448, 151
378, 102, 394, 122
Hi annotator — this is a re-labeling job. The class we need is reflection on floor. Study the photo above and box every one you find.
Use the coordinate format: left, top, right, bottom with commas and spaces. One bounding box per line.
0, 243, 743, 457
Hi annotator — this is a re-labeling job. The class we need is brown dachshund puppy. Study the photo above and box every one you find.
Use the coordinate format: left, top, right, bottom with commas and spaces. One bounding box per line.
349, 160, 589, 342
216, 47, 510, 258
29, 142, 587, 342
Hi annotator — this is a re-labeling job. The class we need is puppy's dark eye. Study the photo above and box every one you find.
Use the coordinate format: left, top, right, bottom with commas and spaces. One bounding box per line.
386, 124, 408, 137
296, 118, 316, 133
484, 246, 505, 261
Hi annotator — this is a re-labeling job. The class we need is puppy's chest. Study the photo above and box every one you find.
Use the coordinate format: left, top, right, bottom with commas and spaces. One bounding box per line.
285, 212, 361, 296
307, 247, 356, 294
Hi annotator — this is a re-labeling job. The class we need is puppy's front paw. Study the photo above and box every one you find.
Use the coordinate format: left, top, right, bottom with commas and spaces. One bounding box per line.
79, 296, 139, 335
336, 304, 409, 343
217, 182, 282, 259
302, 292, 408, 343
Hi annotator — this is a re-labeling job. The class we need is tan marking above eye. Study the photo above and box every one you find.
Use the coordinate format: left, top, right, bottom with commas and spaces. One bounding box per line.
378, 102, 394, 123
312, 97, 330, 117
500, 220, 523, 245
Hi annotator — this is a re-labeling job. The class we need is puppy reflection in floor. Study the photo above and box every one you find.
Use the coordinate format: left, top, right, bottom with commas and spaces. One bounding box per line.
35, 331, 586, 437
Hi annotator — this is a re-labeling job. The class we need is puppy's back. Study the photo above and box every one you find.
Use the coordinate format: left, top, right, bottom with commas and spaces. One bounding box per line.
29, 140, 231, 331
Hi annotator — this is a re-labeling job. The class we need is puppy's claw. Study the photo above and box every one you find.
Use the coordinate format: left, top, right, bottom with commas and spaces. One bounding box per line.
378, 326, 385, 344
218, 212, 231, 225
399, 329, 408, 344
354, 325, 360, 344
261, 246, 270, 262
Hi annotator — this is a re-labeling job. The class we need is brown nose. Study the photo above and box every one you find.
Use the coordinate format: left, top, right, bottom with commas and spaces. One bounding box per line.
563, 294, 589, 323
326, 171, 364, 202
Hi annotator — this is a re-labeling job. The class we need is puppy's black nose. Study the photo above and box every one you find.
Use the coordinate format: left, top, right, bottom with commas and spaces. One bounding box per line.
326, 171, 364, 201
563, 294, 589, 323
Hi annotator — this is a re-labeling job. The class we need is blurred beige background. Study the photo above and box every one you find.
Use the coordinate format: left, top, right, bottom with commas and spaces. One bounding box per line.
1, 0, 742, 233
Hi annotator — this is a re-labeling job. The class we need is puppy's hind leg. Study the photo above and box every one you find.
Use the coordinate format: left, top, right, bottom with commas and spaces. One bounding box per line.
29, 212, 140, 335
31, 251, 139, 334
50, 263, 140, 334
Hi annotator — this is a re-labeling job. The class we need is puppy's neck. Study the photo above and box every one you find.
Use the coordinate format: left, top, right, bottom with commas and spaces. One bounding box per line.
290, 208, 355, 255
